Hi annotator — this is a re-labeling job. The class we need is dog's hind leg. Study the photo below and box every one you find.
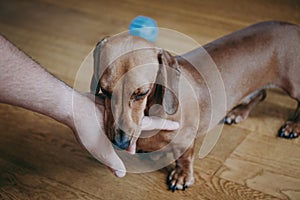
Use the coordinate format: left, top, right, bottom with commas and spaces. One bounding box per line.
224, 89, 266, 125
279, 101, 300, 139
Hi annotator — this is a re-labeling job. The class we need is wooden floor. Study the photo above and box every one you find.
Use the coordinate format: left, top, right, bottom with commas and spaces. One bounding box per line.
1, 0, 300, 199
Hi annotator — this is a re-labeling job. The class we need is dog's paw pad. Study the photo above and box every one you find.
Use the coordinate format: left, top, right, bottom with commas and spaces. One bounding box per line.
224, 106, 250, 125
167, 169, 194, 192
278, 122, 300, 139
224, 115, 241, 125
224, 113, 245, 125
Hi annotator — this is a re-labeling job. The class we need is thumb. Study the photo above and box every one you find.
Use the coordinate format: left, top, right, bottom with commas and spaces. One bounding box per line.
85, 132, 126, 177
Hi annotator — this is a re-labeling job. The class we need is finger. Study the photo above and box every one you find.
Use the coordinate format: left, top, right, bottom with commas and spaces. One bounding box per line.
141, 116, 180, 131
73, 94, 124, 177
160, 119, 180, 130
84, 131, 126, 177
98, 138, 126, 177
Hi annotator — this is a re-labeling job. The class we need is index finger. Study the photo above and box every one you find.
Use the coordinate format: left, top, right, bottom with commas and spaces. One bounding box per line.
141, 116, 180, 131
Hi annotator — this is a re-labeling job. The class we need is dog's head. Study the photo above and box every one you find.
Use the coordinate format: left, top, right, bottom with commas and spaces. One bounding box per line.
91, 34, 181, 154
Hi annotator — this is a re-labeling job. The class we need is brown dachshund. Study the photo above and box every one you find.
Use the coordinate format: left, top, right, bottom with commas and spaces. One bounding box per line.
90, 21, 300, 191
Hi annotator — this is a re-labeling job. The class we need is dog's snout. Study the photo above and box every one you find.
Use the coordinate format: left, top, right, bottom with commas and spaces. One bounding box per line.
113, 129, 131, 150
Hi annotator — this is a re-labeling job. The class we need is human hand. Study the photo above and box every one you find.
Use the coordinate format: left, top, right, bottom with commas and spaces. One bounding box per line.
71, 93, 126, 177
72, 93, 179, 178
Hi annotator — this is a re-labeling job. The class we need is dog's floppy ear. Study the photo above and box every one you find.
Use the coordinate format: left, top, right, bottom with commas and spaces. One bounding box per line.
157, 50, 181, 115
90, 37, 108, 95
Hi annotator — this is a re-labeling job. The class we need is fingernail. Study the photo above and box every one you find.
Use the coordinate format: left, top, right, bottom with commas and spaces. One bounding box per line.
114, 170, 126, 177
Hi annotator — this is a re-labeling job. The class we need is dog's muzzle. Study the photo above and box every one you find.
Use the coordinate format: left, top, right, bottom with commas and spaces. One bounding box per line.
113, 129, 131, 150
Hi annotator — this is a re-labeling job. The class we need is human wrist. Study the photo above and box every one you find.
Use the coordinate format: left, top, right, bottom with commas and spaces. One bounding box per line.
59, 88, 83, 131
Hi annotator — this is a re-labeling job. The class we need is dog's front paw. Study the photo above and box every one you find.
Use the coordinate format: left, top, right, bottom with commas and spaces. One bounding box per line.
278, 121, 300, 139
167, 168, 194, 192
224, 104, 250, 125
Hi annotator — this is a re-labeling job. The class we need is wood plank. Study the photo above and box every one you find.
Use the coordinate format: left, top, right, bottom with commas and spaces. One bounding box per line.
216, 135, 300, 199
0, 158, 102, 200
194, 125, 250, 176
1, 0, 300, 199
0, 104, 280, 199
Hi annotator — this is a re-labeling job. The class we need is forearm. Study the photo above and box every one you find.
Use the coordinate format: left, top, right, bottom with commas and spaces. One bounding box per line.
0, 35, 74, 127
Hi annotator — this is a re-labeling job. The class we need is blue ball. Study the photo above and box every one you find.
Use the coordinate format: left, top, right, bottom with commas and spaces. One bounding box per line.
129, 16, 158, 42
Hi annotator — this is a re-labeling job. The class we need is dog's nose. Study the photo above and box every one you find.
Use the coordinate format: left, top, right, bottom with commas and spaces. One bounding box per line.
113, 129, 131, 150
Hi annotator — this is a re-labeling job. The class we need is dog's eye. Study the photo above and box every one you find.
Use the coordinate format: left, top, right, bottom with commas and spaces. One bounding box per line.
133, 90, 150, 101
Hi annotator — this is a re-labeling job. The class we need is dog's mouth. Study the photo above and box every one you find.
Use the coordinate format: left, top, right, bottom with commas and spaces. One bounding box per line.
126, 140, 137, 155
113, 138, 137, 155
